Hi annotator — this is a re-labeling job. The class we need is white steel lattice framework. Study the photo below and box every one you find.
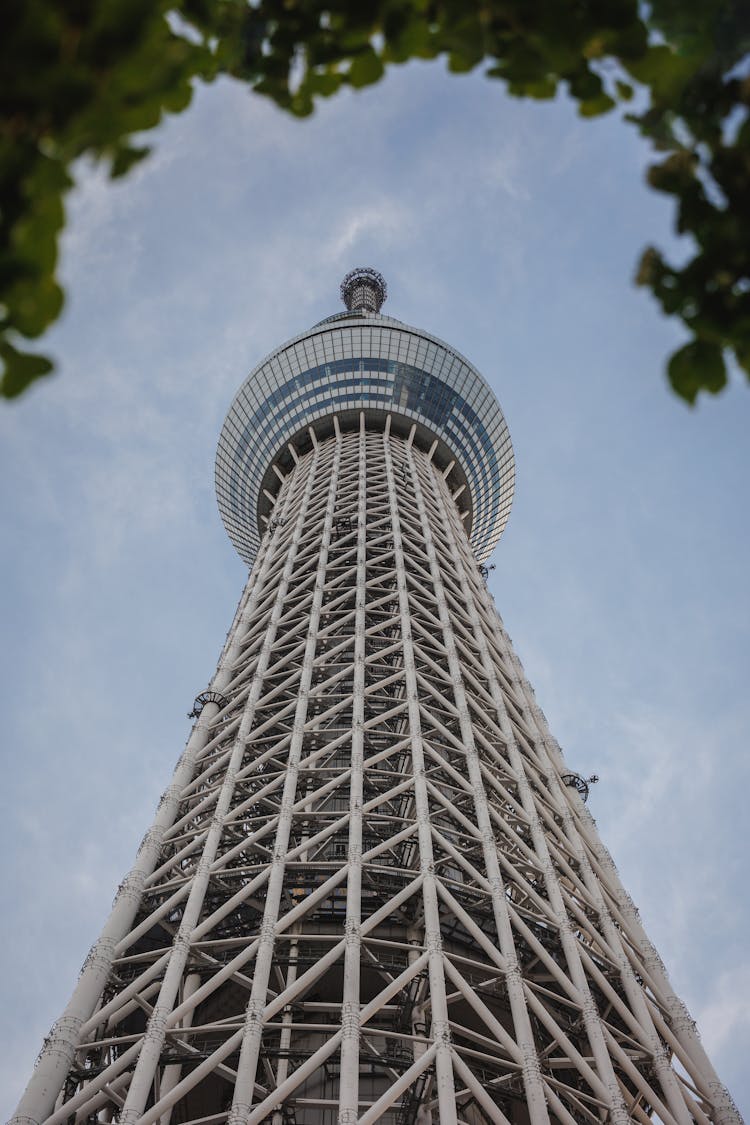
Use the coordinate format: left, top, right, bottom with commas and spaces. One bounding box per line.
13, 273, 741, 1125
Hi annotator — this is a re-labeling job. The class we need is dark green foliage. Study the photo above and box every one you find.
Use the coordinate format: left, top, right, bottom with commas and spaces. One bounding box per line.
1, 0, 214, 397
2, 0, 749, 402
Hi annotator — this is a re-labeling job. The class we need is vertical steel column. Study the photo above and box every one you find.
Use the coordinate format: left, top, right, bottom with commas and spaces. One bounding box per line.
504, 631, 742, 1125
157, 971, 200, 1125
404, 436, 551, 1125
39, 463, 309, 1125
496, 627, 713, 1124
270, 931, 300, 1125
424, 463, 636, 1125
117, 444, 322, 1125
435, 471, 722, 1125
338, 413, 367, 1122
382, 419, 457, 1125
227, 423, 342, 1124
11, 477, 291, 1125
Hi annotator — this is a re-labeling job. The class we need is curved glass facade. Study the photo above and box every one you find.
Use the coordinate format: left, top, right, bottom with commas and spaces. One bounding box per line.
216, 312, 514, 564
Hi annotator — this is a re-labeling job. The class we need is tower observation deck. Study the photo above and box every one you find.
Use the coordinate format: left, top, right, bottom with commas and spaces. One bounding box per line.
215, 268, 514, 566
14, 271, 740, 1125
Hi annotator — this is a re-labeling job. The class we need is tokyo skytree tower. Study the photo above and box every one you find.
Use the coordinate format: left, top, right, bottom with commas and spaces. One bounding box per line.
13, 269, 740, 1125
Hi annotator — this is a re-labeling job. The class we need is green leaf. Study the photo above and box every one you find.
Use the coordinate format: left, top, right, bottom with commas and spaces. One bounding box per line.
667, 340, 727, 403
110, 143, 151, 178
635, 246, 663, 287
625, 45, 695, 101
383, 15, 433, 63
10, 276, 65, 338
0, 341, 55, 399
304, 70, 343, 98
447, 49, 479, 74
578, 92, 616, 117
647, 151, 698, 196
733, 340, 750, 377
347, 48, 384, 89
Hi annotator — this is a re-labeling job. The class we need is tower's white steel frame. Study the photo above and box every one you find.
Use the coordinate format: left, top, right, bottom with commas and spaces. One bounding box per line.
13, 272, 741, 1125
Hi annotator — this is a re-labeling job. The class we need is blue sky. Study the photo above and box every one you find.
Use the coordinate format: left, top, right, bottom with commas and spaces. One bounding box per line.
1, 60, 748, 1118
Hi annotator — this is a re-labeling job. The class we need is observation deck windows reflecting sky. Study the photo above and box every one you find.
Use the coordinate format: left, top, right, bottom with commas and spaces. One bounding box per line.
216, 315, 514, 565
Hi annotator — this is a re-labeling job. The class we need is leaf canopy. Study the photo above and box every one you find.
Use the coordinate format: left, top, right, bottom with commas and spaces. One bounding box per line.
2, 0, 749, 402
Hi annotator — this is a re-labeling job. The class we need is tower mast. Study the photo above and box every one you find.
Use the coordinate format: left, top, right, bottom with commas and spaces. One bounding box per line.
13, 272, 740, 1125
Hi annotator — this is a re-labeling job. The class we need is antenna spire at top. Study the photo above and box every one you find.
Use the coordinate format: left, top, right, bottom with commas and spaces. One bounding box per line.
340, 267, 387, 313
